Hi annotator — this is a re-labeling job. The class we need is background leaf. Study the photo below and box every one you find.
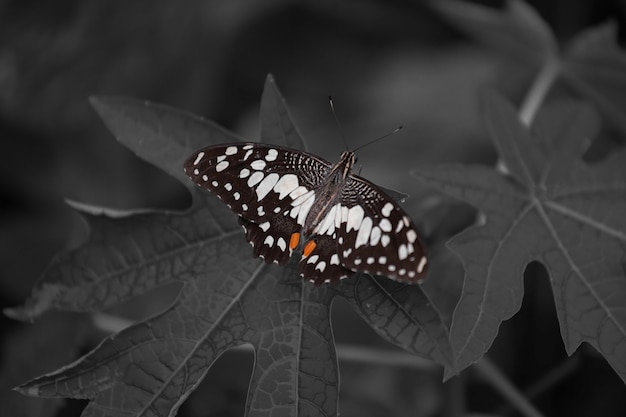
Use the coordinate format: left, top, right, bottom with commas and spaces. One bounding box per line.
430, 0, 557, 64
413, 92, 626, 382
562, 22, 626, 136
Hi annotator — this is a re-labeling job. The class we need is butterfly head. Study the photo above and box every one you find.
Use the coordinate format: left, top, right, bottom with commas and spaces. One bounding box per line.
340, 151, 356, 166
336, 151, 357, 180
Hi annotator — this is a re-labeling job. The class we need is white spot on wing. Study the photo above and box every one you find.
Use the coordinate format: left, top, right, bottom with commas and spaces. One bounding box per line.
233, 192, 240, 200
381, 202, 394, 217
330, 254, 340, 265
277, 237, 287, 251
243, 149, 253, 160
417, 256, 427, 273
315, 204, 338, 235
225, 146, 238, 155
224, 183, 232, 191
315, 261, 326, 272
398, 244, 408, 260
251, 160, 266, 170
369, 226, 381, 246
265, 149, 278, 161
274, 174, 299, 199
264, 235, 274, 246
216, 161, 229, 172
239, 168, 250, 178
379, 218, 392, 232
355, 217, 373, 248
381, 235, 390, 247
378, 256, 387, 264
307, 254, 319, 264
243, 144, 253, 150
259, 221, 270, 231
291, 189, 314, 206
406, 229, 417, 243
341, 206, 349, 223
256, 173, 280, 200
193, 152, 204, 166
247, 171, 264, 187
217, 155, 226, 162
346, 206, 365, 232
289, 186, 309, 200
296, 192, 315, 226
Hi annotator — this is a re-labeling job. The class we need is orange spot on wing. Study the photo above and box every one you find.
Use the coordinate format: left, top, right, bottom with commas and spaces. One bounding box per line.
289, 232, 300, 250
303, 240, 317, 257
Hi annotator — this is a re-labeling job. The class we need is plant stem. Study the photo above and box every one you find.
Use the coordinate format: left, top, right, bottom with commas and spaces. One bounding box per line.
474, 357, 545, 417
519, 57, 561, 127
334, 344, 437, 370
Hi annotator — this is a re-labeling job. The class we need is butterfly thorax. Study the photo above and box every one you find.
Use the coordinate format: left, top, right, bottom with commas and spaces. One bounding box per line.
301, 151, 355, 235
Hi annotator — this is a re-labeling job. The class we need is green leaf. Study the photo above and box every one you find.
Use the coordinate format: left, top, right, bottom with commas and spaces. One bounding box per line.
434, 0, 626, 137
562, 22, 626, 135
430, 0, 557, 63
10, 75, 453, 416
413, 92, 626, 382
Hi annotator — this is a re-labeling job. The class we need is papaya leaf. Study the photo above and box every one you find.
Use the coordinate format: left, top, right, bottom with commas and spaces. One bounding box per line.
562, 22, 626, 136
412, 92, 626, 383
430, 0, 557, 64
432, 0, 626, 137
9, 75, 453, 417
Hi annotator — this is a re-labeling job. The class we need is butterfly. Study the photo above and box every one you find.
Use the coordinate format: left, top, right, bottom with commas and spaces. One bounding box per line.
184, 143, 427, 286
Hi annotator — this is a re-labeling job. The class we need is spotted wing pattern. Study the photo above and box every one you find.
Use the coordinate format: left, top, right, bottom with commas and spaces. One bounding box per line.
184, 142, 428, 285
184, 142, 332, 265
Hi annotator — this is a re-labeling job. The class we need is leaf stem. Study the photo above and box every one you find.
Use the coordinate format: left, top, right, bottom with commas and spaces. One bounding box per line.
519, 57, 561, 127
474, 357, 545, 417
334, 344, 437, 370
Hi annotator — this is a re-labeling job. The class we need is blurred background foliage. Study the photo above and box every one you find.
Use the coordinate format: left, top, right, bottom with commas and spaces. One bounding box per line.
1, 1, 625, 416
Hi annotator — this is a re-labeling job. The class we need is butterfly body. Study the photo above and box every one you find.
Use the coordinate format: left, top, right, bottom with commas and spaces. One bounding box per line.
184, 143, 427, 286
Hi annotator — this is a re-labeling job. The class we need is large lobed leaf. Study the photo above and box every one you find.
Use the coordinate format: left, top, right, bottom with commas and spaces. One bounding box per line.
433, 0, 626, 136
413, 92, 626, 382
8, 75, 453, 417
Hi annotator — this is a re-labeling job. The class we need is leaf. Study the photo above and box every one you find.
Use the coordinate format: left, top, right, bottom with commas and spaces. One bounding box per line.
562, 22, 626, 136
9, 74, 453, 417
412, 92, 626, 383
434, 1, 626, 137
0, 313, 91, 417
430, 0, 557, 64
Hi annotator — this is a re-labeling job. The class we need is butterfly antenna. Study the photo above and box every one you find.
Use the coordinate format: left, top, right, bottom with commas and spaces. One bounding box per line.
352, 125, 403, 153
329, 96, 350, 152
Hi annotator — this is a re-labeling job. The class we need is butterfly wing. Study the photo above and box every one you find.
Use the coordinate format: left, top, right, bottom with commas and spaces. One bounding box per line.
334, 175, 428, 283
184, 143, 332, 265
297, 234, 354, 285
